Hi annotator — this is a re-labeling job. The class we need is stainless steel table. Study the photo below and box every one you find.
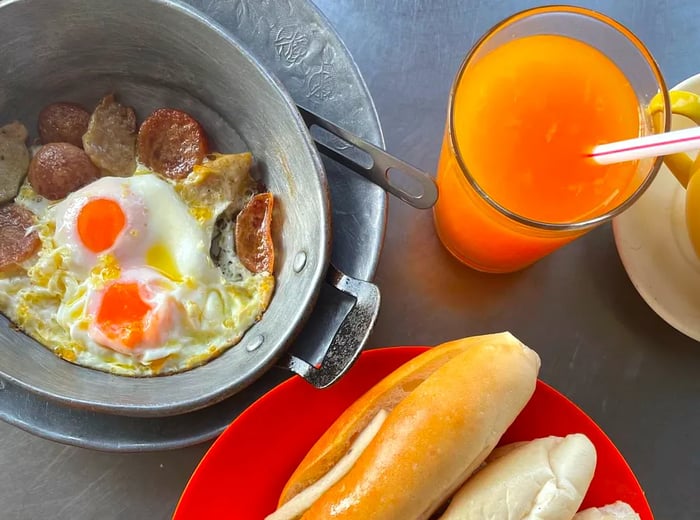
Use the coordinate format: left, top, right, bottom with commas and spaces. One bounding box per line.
2, 1, 698, 518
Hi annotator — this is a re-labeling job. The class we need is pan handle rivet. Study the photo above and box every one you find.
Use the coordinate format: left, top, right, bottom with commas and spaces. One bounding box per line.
293, 250, 307, 273
246, 335, 264, 352
0, 378, 5, 391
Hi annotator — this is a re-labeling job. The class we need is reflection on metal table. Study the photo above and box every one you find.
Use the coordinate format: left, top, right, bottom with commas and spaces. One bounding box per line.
1, 1, 698, 519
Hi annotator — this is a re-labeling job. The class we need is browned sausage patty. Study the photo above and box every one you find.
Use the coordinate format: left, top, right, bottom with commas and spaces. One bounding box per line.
38, 102, 91, 148
137, 108, 208, 179
28, 143, 99, 200
235, 192, 274, 274
82, 94, 137, 177
0, 121, 30, 204
0, 204, 41, 272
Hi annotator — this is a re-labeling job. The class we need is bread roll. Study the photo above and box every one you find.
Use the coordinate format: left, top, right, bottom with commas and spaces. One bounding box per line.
276, 332, 541, 520
438, 434, 597, 520
573, 501, 641, 520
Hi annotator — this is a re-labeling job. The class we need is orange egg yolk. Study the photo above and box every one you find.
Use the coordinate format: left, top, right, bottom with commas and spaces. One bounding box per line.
95, 282, 152, 349
77, 198, 126, 253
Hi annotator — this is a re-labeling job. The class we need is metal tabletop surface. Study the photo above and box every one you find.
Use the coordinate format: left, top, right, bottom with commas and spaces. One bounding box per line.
2, 1, 699, 518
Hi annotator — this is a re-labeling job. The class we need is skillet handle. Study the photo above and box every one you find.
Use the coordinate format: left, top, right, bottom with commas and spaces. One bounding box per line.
297, 105, 438, 210
280, 264, 380, 389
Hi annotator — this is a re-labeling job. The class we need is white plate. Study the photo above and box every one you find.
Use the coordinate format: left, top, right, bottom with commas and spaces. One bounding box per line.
613, 73, 700, 341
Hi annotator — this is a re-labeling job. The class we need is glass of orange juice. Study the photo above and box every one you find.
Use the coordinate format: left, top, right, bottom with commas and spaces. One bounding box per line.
433, 6, 670, 273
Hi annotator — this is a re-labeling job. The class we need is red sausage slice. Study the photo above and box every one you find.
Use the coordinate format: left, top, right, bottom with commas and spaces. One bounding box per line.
82, 94, 137, 177
0, 204, 41, 271
38, 102, 91, 148
235, 193, 274, 274
28, 143, 100, 200
137, 108, 208, 179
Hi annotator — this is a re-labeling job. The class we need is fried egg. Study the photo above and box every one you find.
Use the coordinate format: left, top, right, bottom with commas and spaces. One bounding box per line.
0, 155, 274, 376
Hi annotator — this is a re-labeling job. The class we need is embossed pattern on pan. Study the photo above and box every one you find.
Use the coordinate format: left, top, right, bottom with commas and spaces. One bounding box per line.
187, 0, 386, 279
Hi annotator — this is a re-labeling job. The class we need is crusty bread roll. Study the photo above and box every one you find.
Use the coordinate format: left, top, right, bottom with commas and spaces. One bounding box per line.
573, 501, 641, 520
438, 434, 597, 520
274, 332, 541, 520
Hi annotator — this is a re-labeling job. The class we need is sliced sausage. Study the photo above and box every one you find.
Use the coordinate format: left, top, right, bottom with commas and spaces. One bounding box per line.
0, 121, 30, 204
82, 94, 137, 177
235, 192, 274, 274
137, 108, 208, 179
0, 204, 41, 271
38, 102, 90, 148
28, 143, 99, 200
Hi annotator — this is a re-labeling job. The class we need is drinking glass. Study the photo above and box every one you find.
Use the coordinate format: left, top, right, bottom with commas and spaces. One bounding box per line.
433, 6, 669, 273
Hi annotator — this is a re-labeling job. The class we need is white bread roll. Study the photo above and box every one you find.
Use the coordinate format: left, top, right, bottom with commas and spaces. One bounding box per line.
573, 502, 640, 520
277, 332, 541, 520
439, 434, 597, 520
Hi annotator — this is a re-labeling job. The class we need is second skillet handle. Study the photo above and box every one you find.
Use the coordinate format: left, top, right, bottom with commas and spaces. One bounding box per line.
298, 105, 438, 210
280, 264, 380, 389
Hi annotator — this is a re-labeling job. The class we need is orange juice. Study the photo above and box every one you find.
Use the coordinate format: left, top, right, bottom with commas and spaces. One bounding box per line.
434, 34, 643, 272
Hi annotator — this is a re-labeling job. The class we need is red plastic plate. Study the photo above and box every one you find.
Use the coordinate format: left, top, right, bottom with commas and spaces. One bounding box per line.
174, 347, 653, 519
